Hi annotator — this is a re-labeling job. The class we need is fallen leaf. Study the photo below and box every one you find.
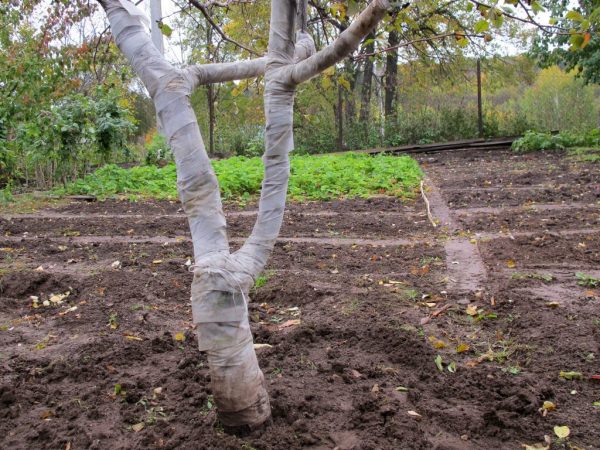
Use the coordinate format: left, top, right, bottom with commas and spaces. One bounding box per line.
174, 332, 186, 341
428, 336, 447, 349
553, 425, 570, 439
111, 261, 121, 269
395, 386, 409, 392
131, 422, 145, 432
371, 384, 379, 393
522, 444, 549, 450
465, 305, 478, 316
49, 292, 70, 304
277, 319, 301, 330
545, 302, 560, 308
57, 306, 78, 316
407, 410, 422, 418
541, 401, 556, 412
253, 343, 272, 349
506, 259, 516, 268
456, 343, 470, 353
559, 371, 583, 380
124, 334, 143, 341
434, 355, 444, 372
40, 410, 53, 420
152, 259, 163, 264
447, 361, 457, 373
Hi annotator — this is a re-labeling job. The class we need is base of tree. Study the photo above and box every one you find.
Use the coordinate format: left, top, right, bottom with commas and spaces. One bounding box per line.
218, 385, 272, 436
221, 416, 273, 437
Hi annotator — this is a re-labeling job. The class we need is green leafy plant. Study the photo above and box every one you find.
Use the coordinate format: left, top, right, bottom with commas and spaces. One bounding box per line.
59, 153, 422, 202
576, 272, 600, 288
512, 129, 600, 153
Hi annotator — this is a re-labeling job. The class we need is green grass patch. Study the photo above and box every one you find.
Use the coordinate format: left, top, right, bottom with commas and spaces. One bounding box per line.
55, 153, 422, 202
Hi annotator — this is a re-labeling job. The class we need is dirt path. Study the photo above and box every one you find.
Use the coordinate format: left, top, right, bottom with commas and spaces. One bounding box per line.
1, 148, 599, 450
421, 176, 487, 294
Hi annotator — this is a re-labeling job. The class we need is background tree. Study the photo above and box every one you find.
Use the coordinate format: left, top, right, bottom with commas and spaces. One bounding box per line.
533, 0, 600, 84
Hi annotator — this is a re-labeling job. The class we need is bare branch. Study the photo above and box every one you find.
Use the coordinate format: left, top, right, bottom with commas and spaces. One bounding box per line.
356, 32, 485, 59
187, 0, 262, 55
469, 0, 569, 35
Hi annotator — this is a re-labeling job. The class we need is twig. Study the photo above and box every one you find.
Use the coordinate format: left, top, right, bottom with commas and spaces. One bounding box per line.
187, 0, 261, 55
420, 180, 437, 228
356, 32, 483, 59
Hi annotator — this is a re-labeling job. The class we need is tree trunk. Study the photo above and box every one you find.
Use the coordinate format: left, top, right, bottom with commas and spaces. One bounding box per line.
335, 81, 344, 151
384, 30, 399, 121
99, 0, 391, 432
207, 84, 215, 155
359, 33, 375, 124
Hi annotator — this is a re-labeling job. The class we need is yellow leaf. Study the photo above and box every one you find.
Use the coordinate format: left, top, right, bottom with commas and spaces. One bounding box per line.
428, 336, 447, 349
174, 332, 186, 341
542, 401, 556, 411
456, 343, 470, 353
522, 444, 549, 450
338, 76, 351, 91
321, 76, 332, 89
131, 422, 145, 432
553, 425, 570, 439
152, 259, 163, 264
124, 335, 143, 341
506, 259, 516, 268
466, 305, 478, 316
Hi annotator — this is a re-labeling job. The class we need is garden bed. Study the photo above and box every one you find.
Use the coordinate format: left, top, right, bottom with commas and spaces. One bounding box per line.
1, 148, 599, 449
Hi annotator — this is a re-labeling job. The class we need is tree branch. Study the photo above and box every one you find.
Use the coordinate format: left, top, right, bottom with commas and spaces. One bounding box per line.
187, 0, 262, 55
185, 57, 266, 87
356, 32, 485, 59
291, 0, 390, 84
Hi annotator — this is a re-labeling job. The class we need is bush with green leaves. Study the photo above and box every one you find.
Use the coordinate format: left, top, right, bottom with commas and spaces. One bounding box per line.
145, 132, 173, 165
58, 153, 422, 202
4, 89, 136, 188
512, 129, 600, 153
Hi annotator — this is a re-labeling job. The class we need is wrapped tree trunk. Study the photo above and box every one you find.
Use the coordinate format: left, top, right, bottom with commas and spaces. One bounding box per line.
98, 0, 390, 431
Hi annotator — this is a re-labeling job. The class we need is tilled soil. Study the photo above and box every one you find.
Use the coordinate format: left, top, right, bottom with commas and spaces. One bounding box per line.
1, 148, 599, 450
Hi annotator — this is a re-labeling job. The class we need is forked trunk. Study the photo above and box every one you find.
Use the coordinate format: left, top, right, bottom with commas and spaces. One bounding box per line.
99, 0, 390, 431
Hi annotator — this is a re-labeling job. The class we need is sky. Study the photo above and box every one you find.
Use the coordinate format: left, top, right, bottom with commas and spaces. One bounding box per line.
91, 0, 557, 64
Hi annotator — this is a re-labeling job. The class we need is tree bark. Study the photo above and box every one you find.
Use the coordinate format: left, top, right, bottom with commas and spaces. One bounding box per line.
335, 81, 344, 151
99, 0, 390, 432
384, 30, 399, 121
207, 83, 215, 155
359, 33, 375, 123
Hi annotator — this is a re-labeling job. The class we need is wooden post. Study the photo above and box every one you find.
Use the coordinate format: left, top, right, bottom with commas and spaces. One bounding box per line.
477, 58, 483, 138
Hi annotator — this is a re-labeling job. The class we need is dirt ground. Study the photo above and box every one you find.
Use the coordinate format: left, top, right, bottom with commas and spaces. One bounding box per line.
1, 148, 599, 449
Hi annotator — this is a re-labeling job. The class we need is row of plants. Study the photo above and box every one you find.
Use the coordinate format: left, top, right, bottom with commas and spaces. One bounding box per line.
55, 153, 423, 202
